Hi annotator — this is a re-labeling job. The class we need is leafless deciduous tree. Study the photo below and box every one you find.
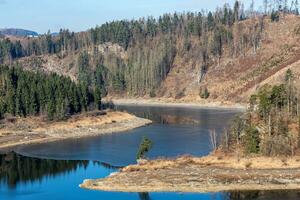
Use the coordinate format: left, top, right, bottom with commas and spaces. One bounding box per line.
210, 129, 217, 152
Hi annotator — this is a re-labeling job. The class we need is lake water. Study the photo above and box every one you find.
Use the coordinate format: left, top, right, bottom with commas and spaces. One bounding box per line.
1, 105, 299, 200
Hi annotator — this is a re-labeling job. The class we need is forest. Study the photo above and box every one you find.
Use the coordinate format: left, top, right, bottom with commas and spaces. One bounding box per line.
221, 69, 300, 156
0, 0, 299, 97
0, 66, 101, 120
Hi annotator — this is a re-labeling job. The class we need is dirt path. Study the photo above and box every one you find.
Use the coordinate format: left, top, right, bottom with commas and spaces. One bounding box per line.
80, 155, 300, 193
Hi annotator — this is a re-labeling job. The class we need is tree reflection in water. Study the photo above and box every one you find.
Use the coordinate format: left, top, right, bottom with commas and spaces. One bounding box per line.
1, 152, 300, 200
225, 190, 300, 200
138, 191, 300, 200
138, 192, 151, 200
0, 152, 118, 188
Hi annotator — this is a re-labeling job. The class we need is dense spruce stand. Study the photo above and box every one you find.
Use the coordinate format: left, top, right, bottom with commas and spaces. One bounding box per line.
0, 66, 101, 120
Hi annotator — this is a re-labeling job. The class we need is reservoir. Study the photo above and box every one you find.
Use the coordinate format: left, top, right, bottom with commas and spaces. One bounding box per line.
1, 105, 298, 199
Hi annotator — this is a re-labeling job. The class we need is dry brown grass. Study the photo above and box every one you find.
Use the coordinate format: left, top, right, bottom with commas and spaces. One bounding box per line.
0, 110, 151, 149
32, 111, 135, 132
81, 152, 300, 193
122, 153, 300, 172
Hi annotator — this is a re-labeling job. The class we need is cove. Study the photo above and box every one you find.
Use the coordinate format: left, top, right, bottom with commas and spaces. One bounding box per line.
1, 105, 299, 199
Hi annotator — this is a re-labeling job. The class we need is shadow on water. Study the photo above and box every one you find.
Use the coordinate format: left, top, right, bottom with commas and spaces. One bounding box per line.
223, 190, 300, 200
0, 152, 118, 189
115, 105, 243, 130
137, 191, 300, 200
105, 102, 204, 125
115, 105, 217, 125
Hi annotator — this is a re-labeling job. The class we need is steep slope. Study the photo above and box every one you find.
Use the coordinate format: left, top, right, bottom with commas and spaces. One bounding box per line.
6, 14, 300, 105
158, 15, 300, 103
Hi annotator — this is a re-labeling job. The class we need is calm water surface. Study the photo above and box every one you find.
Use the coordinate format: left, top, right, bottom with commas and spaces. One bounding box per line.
15, 106, 239, 166
0, 105, 299, 199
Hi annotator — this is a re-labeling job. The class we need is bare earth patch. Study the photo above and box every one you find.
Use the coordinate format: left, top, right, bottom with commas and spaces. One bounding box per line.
80, 154, 300, 193
0, 111, 152, 150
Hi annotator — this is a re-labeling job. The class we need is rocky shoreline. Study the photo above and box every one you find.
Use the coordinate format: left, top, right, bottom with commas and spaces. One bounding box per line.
80, 155, 300, 193
106, 98, 246, 110
0, 111, 152, 150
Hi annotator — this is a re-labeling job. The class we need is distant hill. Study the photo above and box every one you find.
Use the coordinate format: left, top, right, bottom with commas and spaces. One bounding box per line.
0, 28, 39, 37
50, 32, 59, 36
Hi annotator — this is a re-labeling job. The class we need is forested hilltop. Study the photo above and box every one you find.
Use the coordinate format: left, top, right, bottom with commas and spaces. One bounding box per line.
1, 1, 300, 103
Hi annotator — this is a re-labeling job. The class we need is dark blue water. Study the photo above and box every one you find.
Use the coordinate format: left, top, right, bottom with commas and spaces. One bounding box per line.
1, 105, 299, 199
15, 106, 239, 166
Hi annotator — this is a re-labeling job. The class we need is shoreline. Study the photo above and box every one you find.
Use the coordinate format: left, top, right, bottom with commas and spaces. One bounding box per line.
106, 98, 246, 111
80, 154, 300, 193
0, 111, 152, 151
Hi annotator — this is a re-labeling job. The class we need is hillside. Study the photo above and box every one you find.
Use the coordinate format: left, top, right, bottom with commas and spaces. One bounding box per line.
1, 9, 300, 105
192, 14, 300, 103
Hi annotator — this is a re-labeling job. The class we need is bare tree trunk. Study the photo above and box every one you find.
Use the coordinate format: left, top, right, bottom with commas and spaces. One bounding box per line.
224, 128, 229, 151
209, 129, 217, 152
297, 100, 299, 117
288, 78, 291, 116
268, 113, 271, 137
290, 136, 295, 156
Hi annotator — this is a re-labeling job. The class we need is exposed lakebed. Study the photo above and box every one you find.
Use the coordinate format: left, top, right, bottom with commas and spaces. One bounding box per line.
1, 105, 299, 199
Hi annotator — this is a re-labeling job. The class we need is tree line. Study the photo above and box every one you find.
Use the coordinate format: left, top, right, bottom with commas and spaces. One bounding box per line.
0, 1, 249, 60
1, 0, 298, 60
0, 66, 101, 120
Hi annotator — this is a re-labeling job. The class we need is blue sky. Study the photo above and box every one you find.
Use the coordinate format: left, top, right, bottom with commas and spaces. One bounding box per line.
0, 0, 266, 33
